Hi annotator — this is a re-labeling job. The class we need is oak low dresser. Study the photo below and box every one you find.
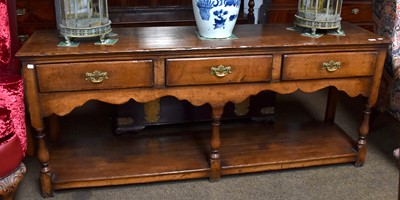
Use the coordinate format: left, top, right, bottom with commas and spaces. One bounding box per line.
16, 23, 389, 197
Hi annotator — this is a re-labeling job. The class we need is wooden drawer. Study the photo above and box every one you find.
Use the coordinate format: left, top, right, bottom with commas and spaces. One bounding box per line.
16, 0, 56, 24
36, 60, 153, 92
16, 0, 57, 43
262, 0, 373, 29
282, 52, 377, 80
166, 55, 273, 86
17, 24, 57, 43
341, 1, 373, 23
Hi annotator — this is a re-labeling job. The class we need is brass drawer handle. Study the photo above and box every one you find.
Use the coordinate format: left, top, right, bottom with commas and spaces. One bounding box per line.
210, 65, 232, 77
352, 8, 360, 15
16, 8, 26, 16
18, 34, 29, 42
322, 60, 341, 72
85, 70, 108, 83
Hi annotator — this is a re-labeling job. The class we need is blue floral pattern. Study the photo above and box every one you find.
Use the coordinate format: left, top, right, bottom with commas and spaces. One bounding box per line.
195, 0, 240, 29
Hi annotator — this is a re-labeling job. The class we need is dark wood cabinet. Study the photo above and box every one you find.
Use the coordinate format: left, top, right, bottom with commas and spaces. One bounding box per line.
259, 0, 374, 32
15, 0, 56, 42
15, 0, 255, 42
340, 0, 373, 31
258, 0, 297, 24
108, 0, 253, 27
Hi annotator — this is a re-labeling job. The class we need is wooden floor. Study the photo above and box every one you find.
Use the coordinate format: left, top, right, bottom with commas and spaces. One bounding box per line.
48, 118, 358, 190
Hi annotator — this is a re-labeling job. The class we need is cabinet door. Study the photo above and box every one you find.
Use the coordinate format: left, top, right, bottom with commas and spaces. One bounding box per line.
261, 0, 373, 31
16, 0, 56, 42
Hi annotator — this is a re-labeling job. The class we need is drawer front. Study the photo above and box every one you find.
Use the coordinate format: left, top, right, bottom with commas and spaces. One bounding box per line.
341, 2, 372, 23
36, 60, 153, 92
166, 55, 273, 86
16, 0, 56, 24
16, 0, 57, 43
282, 52, 377, 80
17, 24, 56, 43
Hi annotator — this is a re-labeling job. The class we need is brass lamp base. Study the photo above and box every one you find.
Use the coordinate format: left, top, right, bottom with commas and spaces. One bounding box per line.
58, 20, 113, 47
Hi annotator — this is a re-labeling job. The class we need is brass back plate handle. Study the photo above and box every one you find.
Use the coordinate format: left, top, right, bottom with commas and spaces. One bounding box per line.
85, 70, 108, 83
211, 65, 232, 77
352, 8, 360, 15
322, 60, 341, 72
16, 8, 26, 16
18, 35, 29, 42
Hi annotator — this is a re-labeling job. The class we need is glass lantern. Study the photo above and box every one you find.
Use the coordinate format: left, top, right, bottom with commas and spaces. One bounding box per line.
290, 0, 344, 38
54, 0, 113, 46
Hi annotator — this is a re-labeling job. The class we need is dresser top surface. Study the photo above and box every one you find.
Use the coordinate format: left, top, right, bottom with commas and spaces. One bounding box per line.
16, 23, 389, 59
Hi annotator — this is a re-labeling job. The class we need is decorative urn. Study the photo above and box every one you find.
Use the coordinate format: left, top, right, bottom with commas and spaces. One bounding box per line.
192, 0, 241, 39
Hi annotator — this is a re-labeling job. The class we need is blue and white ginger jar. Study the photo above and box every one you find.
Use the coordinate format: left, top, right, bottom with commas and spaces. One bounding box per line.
193, 0, 241, 38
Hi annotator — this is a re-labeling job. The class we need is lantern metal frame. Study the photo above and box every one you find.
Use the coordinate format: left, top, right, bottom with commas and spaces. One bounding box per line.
54, 0, 115, 46
288, 0, 345, 38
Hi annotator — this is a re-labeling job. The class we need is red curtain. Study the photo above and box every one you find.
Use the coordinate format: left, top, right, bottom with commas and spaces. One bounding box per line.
0, 0, 20, 75
0, 0, 26, 155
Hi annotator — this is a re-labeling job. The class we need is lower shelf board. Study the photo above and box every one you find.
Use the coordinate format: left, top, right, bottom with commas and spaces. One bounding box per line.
49, 120, 358, 190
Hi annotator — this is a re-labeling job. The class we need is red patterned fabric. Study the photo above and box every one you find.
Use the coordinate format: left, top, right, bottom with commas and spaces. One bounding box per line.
0, 0, 11, 73
0, 106, 12, 138
0, 0, 26, 155
0, 0, 20, 75
0, 74, 26, 155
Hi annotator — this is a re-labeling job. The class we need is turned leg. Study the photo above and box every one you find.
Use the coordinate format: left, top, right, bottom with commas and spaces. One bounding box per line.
247, 0, 255, 24
355, 104, 371, 167
23, 63, 55, 197
36, 128, 54, 197
210, 106, 223, 182
26, 123, 35, 157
